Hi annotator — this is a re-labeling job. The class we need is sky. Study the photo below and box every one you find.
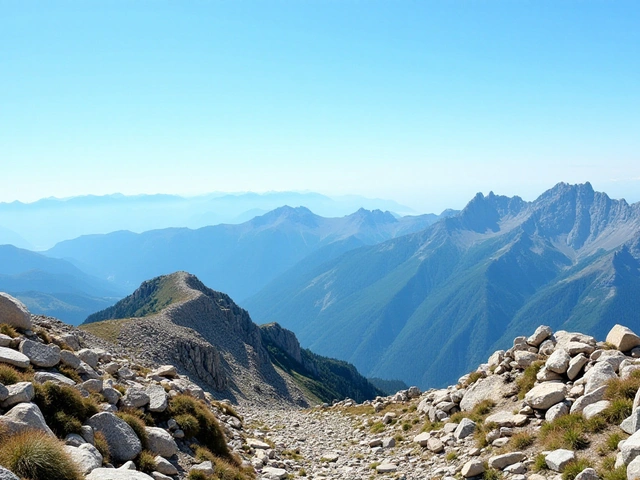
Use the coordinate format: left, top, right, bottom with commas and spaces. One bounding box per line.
1, 0, 639, 213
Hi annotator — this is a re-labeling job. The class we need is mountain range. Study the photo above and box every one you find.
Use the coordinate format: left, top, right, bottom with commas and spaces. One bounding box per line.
0, 191, 416, 249
47, 206, 453, 301
244, 182, 640, 388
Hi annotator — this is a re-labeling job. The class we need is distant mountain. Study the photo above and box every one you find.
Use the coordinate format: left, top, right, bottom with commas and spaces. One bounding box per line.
0, 245, 124, 325
0, 191, 416, 249
244, 182, 640, 388
47, 207, 454, 301
0, 226, 32, 249
81, 272, 382, 405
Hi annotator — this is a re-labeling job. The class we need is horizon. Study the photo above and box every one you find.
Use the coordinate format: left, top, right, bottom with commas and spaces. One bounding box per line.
2, 1, 639, 214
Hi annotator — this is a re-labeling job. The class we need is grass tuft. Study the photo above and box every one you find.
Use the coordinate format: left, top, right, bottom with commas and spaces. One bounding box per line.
0, 323, 19, 338
136, 450, 156, 473
516, 361, 544, 399
601, 398, 633, 424
116, 412, 149, 449
510, 431, 536, 449
33, 382, 99, 438
562, 458, 592, 480
0, 364, 23, 385
539, 413, 604, 450
93, 431, 110, 465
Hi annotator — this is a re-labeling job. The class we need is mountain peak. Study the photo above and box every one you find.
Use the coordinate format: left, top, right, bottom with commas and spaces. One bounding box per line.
250, 205, 319, 227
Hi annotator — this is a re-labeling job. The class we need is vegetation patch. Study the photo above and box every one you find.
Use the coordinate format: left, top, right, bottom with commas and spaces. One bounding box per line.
93, 431, 110, 465
0, 429, 82, 480
33, 382, 99, 438
516, 361, 545, 399
562, 458, 593, 480
136, 450, 156, 473
539, 414, 605, 450
510, 431, 536, 449
0, 323, 19, 338
116, 412, 149, 449
605, 371, 640, 402
80, 318, 131, 343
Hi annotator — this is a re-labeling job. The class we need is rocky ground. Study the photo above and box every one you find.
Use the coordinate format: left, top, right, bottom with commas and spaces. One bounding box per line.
4, 290, 640, 480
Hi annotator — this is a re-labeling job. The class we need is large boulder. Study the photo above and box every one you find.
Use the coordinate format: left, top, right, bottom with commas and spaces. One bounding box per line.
0, 292, 32, 330
33, 371, 76, 386
86, 469, 153, 480
545, 449, 575, 472
0, 402, 54, 436
527, 325, 552, 347
454, 418, 476, 440
619, 429, 640, 465
546, 349, 571, 374
88, 412, 142, 463
460, 375, 516, 411
571, 385, 607, 415
145, 427, 178, 458
65, 444, 103, 475
0, 381, 34, 408
606, 325, 640, 352
584, 361, 617, 395
19, 339, 61, 368
0, 466, 20, 480
120, 388, 150, 409
0, 346, 30, 368
524, 382, 566, 410
146, 384, 168, 413
461, 460, 485, 478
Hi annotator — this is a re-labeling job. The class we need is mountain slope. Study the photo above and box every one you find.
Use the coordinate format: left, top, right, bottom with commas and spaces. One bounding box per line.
244, 182, 640, 388
0, 245, 124, 325
47, 207, 453, 301
81, 271, 382, 406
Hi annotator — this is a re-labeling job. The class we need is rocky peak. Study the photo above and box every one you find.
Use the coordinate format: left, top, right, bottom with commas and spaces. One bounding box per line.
259, 322, 303, 365
458, 191, 527, 233
249, 205, 319, 228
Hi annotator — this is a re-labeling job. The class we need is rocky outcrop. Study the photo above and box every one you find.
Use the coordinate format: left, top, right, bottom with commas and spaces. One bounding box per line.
0, 292, 32, 330
260, 322, 303, 364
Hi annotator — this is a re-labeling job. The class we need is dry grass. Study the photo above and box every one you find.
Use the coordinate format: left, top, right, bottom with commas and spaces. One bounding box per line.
516, 361, 545, 399
0, 429, 82, 480
510, 431, 536, 449
605, 371, 640, 402
0, 323, 19, 338
562, 458, 593, 480
33, 382, 99, 438
93, 431, 110, 465
80, 318, 131, 343
539, 414, 606, 450
135, 450, 156, 473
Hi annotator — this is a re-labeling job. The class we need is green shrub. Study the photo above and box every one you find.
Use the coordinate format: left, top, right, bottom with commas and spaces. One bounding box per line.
33, 382, 99, 438
482, 464, 502, 480
167, 394, 231, 461
540, 414, 600, 450
516, 361, 544, 399
0, 364, 22, 385
605, 371, 640, 401
465, 371, 483, 387
175, 413, 200, 438
601, 465, 627, 480
602, 398, 633, 424
562, 458, 592, 480
93, 431, 110, 465
116, 412, 148, 449
187, 471, 208, 480
532, 453, 549, 471
136, 450, 156, 473
57, 365, 82, 384
599, 432, 625, 456
0, 429, 82, 480
421, 419, 443, 432
370, 421, 385, 433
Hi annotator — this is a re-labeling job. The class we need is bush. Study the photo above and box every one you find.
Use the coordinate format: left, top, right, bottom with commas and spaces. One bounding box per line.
93, 431, 110, 465
602, 398, 633, 424
539, 414, 604, 450
167, 394, 231, 461
0, 364, 22, 385
136, 450, 156, 473
175, 413, 201, 438
421, 419, 443, 432
370, 422, 385, 433
516, 361, 545, 399
116, 412, 148, 449
57, 365, 82, 384
532, 453, 549, 471
33, 382, 99, 438
605, 371, 640, 401
562, 458, 592, 480
0, 429, 82, 480
188, 471, 208, 480
0, 323, 19, 338
511, 432, 535, 449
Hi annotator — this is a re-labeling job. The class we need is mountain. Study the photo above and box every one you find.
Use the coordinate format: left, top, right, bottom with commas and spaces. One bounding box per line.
0, 191, 415, 249
244, 182, 640, 388
81, 271, 382, 405
47, 206, 454, 301
0, 225, 32, 249
0, 245, 125, 325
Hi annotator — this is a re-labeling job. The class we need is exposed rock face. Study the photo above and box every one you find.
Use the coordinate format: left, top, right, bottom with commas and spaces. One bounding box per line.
260, 322, 303, 364
0, 292, 32, 329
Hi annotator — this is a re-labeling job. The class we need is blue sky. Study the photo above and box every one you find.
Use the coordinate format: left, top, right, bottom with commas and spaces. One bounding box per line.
1, 0, 639, 212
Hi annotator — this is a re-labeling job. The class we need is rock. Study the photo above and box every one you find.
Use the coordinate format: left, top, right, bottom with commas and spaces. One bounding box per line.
545, 449, 576, 472
583, 400, 611, 420
146, 384, 168, 413
413, 432, 430, 447
120, 388, 150, 409
0, 292, 32, 329
461, 459, 485, 477
152, 365, 178, 378
515, 351, 538, 368
376, 463, 398, 473
620, 429, 640, 465
0, 467, 20, 480
145, 427, 178, 458
261, 466, 288, 479
33, 371, 76, 386
606, 324, 640, 352
81, 425, 94, 445
151, 473, 172, 480
460, 375, 516, 411
19, 339, 60, 367
0, 346, 30, 368
574, 468, 599, 480
488, 452, 526, 469
621, 408, 640, 435
546, 349, 571, 374
627, 456, 640, 480
65, 444, 102, 474
82, 379, 103, 393
584, 361, 617, 394
571, 385, 607, 415
485, 411, 528, 428
0, 381, 34, 408
381, 437, 395, 448
102, 387, 122, 405
454, 418, 476, 440
0, 402, 54, 436
86, 469, 154, 480
77, 349, 101, 369
525, 382, 566, 410
88, 412, 142, 463
567, 354, 589, 380
0, 383, 7, 402
154, 456, 178, 475
545, 402, 570, 422
427, 437, 444, 453
247, 438, 271, 449
59, 349, 81, 369
527, 325, 552, 347
537, 366, 564, 382
0, 334, 12, 347
321, 453, 339, 462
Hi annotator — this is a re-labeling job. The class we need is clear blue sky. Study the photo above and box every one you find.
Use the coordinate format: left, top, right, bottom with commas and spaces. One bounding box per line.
1, 0, 639, 213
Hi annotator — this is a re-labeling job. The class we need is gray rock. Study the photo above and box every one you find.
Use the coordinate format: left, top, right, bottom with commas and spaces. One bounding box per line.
571, 385, 608, 415
19, 339, 60, 367
0, 383, 7, 402
574, 468, 599, 480
88, 412, 142, 463
0, 466, 20, 480
82, 379, 103, 393
191, 461, 214, 475
376, 463, 398, 474
86, 469, 154, 480
81, 425, 95, 445
545, 449, 576, 472
485, 411, 528, 427
537, 366, 564, 382
606, 324, 640, 352
596, 350, 627, 372
0, 381, 34, 408
103, 362, 120, 375
627, 456, 640, 480
151, 473, 172, 480
461, 459, 485, 478
427, 437, 444, 453
33, 371, 76, 386
584, 361, 617, 394
381, 437, 395, 448
154, 456, 178, 475
546, 349, 571, 374
525, 382, 566, 410
65, 433, 86, 447
77, 349, 100, 369
460, 374, 516, 411
0, 346, 30, 368
59, 349, 82, 369
514, 351, 538, 368
0, 292, 32, 330
102, 387, 122, 405
58, 334, 80, 351
151, 365, 178, 378
120, 388, 150, 409
146, 384, 168, 413
622, 408, 640, 435
0, 334, 12, 347
620, 429, 640, 464
0, 402, 54, 436
527, 325, 552, 347
583, 400, 611, 420
454, 418, 476, 440
413, 432, 430, 447
546, 401, 570, 422
145, 427, 178, 458
488, 452, 526, 469
567, 354, 589, 380
65, 444, 103, 474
